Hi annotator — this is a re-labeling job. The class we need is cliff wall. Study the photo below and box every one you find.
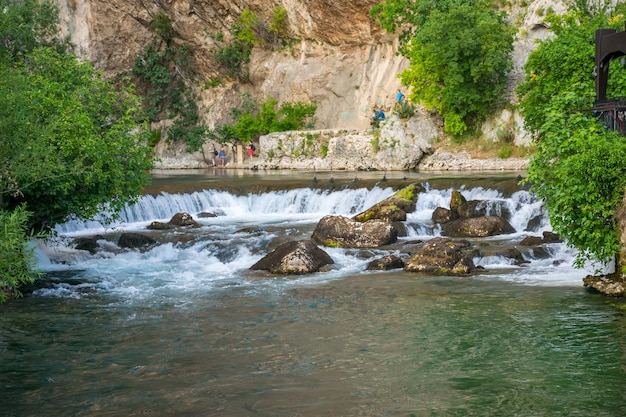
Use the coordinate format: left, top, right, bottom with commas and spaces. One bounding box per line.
56, 0, 564, 169
57, 0, 406, 131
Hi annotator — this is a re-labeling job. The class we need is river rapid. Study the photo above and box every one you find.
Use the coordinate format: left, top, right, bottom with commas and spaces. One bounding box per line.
1, 169, 625, 417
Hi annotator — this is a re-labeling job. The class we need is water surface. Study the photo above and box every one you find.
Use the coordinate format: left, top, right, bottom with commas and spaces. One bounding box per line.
1, 170, 625, 417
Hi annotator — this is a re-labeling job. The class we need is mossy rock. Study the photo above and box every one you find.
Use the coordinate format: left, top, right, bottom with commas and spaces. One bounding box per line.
352, 183, 423, 223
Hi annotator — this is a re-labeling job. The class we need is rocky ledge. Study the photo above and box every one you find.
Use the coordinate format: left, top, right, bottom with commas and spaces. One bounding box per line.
154, 118, 529, 172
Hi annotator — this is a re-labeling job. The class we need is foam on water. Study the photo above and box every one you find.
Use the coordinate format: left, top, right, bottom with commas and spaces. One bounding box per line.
35, 185, 597, 299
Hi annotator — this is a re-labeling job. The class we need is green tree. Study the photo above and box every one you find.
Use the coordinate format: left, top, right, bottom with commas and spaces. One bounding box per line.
0, 0, 69, 60
517, 6, 626, 267
0, 4, 155, 300
371, 0, 514, 136
268, 6, 289, 41
214, 9, 263, 81
370, 0, 463, 54
132, 25, 205, 152
1, 48, 154, 231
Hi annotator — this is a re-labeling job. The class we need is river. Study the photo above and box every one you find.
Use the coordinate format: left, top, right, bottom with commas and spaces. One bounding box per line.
1, 169, 625, 417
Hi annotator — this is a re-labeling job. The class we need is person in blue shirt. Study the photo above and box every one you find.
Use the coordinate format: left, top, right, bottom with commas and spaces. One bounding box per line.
396, 89, 404, 103
371, 107, 385, 128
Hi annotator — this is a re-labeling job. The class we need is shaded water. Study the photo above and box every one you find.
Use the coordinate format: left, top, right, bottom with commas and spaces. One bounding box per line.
1, 170, 625, 416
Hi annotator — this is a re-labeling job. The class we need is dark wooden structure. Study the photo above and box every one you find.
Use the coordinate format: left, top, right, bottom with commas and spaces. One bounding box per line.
593, 23, 626, 135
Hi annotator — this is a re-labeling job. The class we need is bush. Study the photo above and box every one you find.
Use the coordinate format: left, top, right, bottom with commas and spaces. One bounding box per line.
394, 100, 416, 119
372, 0, 514, 137
0, 206, 41, 302
208, 95, 317, 144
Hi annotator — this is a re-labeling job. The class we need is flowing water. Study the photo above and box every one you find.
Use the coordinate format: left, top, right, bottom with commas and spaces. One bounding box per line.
1, 169, 625, 417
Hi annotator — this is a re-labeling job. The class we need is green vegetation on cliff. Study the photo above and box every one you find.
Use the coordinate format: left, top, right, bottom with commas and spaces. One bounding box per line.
207, 94, 316, 144
371, 0, 514, 136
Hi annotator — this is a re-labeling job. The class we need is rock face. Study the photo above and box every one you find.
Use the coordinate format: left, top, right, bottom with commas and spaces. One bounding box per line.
250, 240, 334, 274
312, 215, 397, 248
57, 1, 561, 170
256, 114, 438, 171
59, 0, 405, 134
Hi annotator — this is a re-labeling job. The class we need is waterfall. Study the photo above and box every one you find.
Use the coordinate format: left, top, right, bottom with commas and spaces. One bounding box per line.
54, 185, 548, 236
33, 183, 598, 301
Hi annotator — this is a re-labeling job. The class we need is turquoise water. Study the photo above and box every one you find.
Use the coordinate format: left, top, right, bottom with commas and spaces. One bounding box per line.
1, 171, 625, 416
1, 275, 624, 416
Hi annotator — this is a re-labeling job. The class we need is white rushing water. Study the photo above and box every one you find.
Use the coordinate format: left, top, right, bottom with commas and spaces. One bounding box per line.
34, 186, 600, 300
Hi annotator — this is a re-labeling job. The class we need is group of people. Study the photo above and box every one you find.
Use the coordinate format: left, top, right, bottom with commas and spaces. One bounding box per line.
370, 89, 406, 128
209, 142, 256, 166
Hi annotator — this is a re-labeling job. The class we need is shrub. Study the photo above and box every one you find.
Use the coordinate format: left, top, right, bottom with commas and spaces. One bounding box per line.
0, 206, 41, 302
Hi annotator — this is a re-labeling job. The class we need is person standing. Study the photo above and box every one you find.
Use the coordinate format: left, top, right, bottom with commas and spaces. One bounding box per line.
396, 89, 404, 104
218, 144, 227, 166
247, 143, 255, 162
211, 144, 218, 166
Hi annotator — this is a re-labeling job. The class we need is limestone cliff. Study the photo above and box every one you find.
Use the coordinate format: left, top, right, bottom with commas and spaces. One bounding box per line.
57, 0, 567, 126
58, 0, 405, 131
57, 0, 564, 169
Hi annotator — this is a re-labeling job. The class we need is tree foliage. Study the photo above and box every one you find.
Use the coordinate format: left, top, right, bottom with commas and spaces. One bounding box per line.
0, 0, 69, 61
0, 205, 41, 302
517, 5, 626, 267
0, 0, 154, 300
371, 0, 514, 136
1, 48, 154, 230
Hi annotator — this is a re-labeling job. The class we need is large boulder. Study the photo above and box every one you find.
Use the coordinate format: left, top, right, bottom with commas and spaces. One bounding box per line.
352, 184, 422, 223
583, 274, 625, 297
250, 240, 334, 275
73, 235, 105, 254
404, 237, 475, 275
433, 189, 511, 224
312, 215, 398, 248
168, 212, 200, 227
441, 216, 516, 238
450, 190, 467, 212
432, 207, 457, 224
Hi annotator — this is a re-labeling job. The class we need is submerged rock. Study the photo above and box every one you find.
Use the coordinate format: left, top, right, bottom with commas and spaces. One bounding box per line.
366, 255, 405, 271
118, 233, 156, 249
250, 240, 334, 275
73, 235, 105, 254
